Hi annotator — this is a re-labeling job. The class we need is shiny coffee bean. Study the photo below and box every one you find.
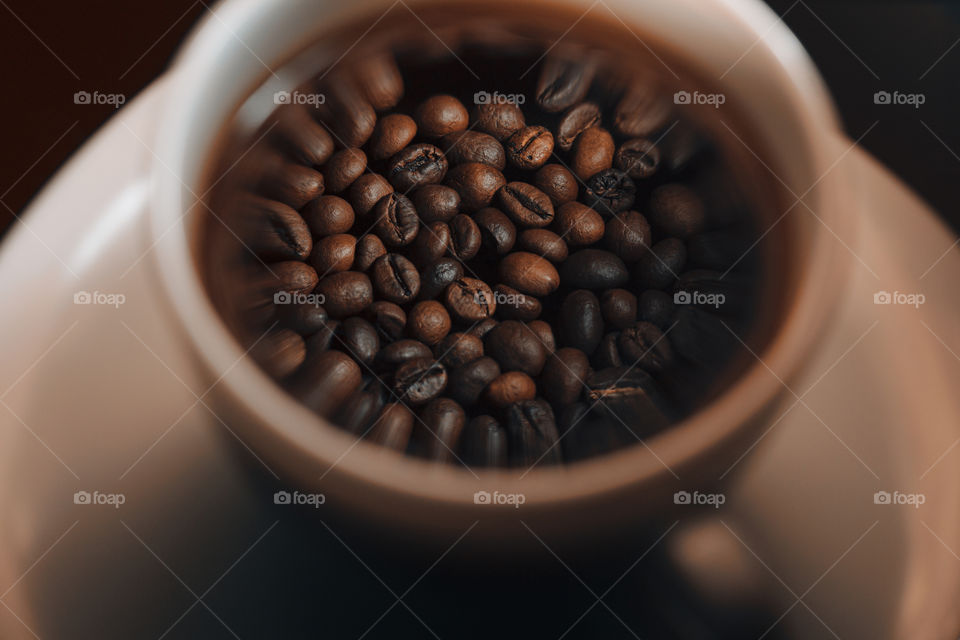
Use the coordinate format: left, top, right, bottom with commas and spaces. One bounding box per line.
517, 229, 568, 263
370, 253, 420, 303
528, 320, 556, 353
355, 53, 403, 110
419, 257, 463, 300
409, 221, 451, 267
441, 130, 506, 170
604, 210, 651, 262
585, 168, 635, 214
536, 49, 595, 112
377, 339, 433, 370
559, 289, 603, 354
315, 271, 373, 318
585, 366, 670, 434
541, 347, 589, 407
407, 300, 451, 346
618, 321, 673, 373
348, 173, 394, 219
448, 214, 482, 261
387, 143, 448, 191
271, 261, 319, 294
505, 125, 554, 170
301, 195, 355, 238
288, 350, 362, 416
505, 399, 561, 466
593, 332, 623, 369
637, 289, 675, 329
414, 95, 469, 138
600, 289, 638, 329
484, 371, 537, 408
648, 184, 706, 238
449, 356, 501, 406
533, 164, 578, 207
463, 415, 508, 467
278, 302, 328, 336
368, 113, 417, 161
335, 317, 380, 366
317, 79, 377, 147
497, 181, 555, 228
445, 163, 506, 212
498, 252, 560, 296
355, 234, 386, 272
635, 238, 686, 290
556, 102, 601, 152
555, 202, 605, 246
468, 318, 499, 340
485, 320, 548, 376
571, 126, 615, 181
272, 104, 334, 166
393, 357, 447, 405
615, 138, 660, 179
363, 301, 406, 342
240, 196, 313, 261
471, 102, 525, 140
494, 284, 541, 321
560, 249, 628, 290
613, 81, 671, 138
443, 277, 496, 322
323, 148, 367, 194
333, 387, 385, 435
310, 233, 355, 274
436, 332, 484, 369
420, 397, 466, 462
473, 207, 516, 255
305, 319, 339, 353
413, 184, 460, 223
253, 329, 306, 379
371, 193, 419, 247
369, 402, 414, 451
258, 155, 324, 210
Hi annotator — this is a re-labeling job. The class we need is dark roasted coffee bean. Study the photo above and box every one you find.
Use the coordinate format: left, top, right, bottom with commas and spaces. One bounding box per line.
648, 184, 706, 238
559, 289, 603, 354
505, 125, 554, 170
536, 49, 595, 112
371, 253, 420, 303
310, 233, 355, 274
560, 249, 628, 290
443, 277, 496, 322
315, 271, 373, 318
484, 371, 536, 408
377, 339, 433, 370
613, 81, 671, 137
413, 184, 460, 223
288, 350, 362, 416
517, 229, 568, 263
349, 173, 394, 219
615, 138, 660, 179
363, 301, 406, 342
494, 284, 541, 321
497, 182, 554, 228
271, 104, 334, 166
441, 130, 505, 170
445, 163, 506, 212
301, 195, 355, 238
317, 79, 377, 147
448, 214, 481, 261
471, 102, 525, 140
259, 155, 324, 209
585, 366, 670, 435
393, 357, 447, 405
414, 95, 469, 138
505, 399, 561, 466
420, 398, 466, 462
468, 318, 499, 340
555, 202, 604, 246
278, 302, 328, 336
541, 347, 589, 406
436, 332, 484, 369
355, 234, 386, 272
604, 210, 651, 262
407, 300, 451, 346
528, 320, 556, 353
419, 257, 463, 300
600, 289, 638, 329
371, 193, 419, 247
239, 196, 312, 261
323, 148, 367, 194
635, 238, 686, 290
556, 102, 601, 152
669, 306, 736, 369
593, 332, 623, 369
253, 329, 306, 379
387, 143, 448, 191
533, 164, 578, 207
334, 317, 380, 366
271, 261, 319, 294
618, 321, 673, 373
355, 53, 403, 110
333, 387, 385, 435
499, 252, 560, 296
474, 207, 516, 255
463, 415, 508, 467
369, 402, 414, 451
560, 402, 634, 461
368, 113, 417, 161
637, 289, 675, 329
305, 319, 339, 353
571, 126, 615, 181
585, 168, 635, 213
449, 356, 501, 406
409, 221, 451, 268
485, 320, 548, 376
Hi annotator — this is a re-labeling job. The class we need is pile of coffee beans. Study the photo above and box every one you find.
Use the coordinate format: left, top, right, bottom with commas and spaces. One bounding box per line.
216, 43, 760, 468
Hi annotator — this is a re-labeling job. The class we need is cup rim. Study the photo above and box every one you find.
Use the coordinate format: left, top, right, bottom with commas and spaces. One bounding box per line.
150, 0, 854, 506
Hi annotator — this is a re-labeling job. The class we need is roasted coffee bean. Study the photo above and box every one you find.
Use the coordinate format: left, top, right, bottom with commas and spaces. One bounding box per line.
355, 234, 386, 272
445, 163, 506, 212
443, 277, 496, 322
368, 113, 417, 161
315, 271, 373, 318
505, 125, 554, 170
635, 238, 686, 290
554, 202, 605, 246
449, 356, 501, 406
485, 320, 548, 376
585, 168, 635, 213
363, 301, 406, 342
420, 397, 466, 462
271, 261, 319, 294
240, 196, 312, 261
468, 318, 499, 340
369, 402, 414, 451
407, 300, 451, 346
412, 184, 460, 223
556, 102, 601, 152
571, 127, 615, 181
387, 143, 448, 191
436, 332, 484, 369
604, 210, 651, 262
371, 253, 420, 303
377, 339, 433, 370
494, 284, 541, 320
648, 184, 706, 238
471, 102, 525, 140
333, 387, 385, 435
541, 347, 590, 406
618, 321, 673, 373
560, 402, 635, 461
517, 229, 568, 263
600, 289, 638, 329
393, 357, 447, 405
305, 319, 339, 353
288, 350, 362, 416
593, 332, 623, 369
669, 306, 736, 369
484, 371, 536, 408
253, 329, 306, 379
498, 251, 560, 296
259, 156, 324, 209
463, 415, 508, 467
278, 302, 328, 336
310, 233, 355, 274
528, 320, 556, 353
272, 104, 334, 166
301, 195, 355, 237
637, 289, 675, 329
613, 81, 671, 137
560, 249, 628, 290
474, 207, 516, 255
355, 53, 403, 110
335, 317, 380, 366
497, 181, 554, 228
448, 214, 482, 261
505, 399, 561, 466
409, 221, 451, 267
323, 148, 367, 194
533, 164, 578, 207
419, 257, 463, 300
536, 49, 595, 112
559, 289, 603, 354
615, 138, 660, 179
441, 130, 506, 170
414, 95, 469, 138
371, 193, 419, 247
317, 79, 377, 147
349, 173, 394, 219
585, 366, 670, 435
